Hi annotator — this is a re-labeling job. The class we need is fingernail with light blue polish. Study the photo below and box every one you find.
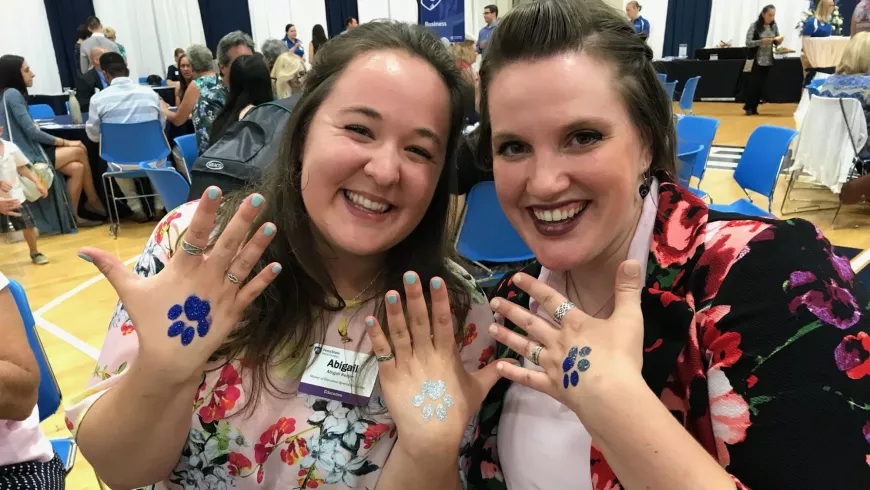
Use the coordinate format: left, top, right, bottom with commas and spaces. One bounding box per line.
207, 187, 219, 200
432, 278, 442, 290
251, 194, 264, 208
271, 264, 282, 274
387, 293, 398, 304
78, 252, 93, 263
404, 272, 416, 285
264, 224, 276, 236
365, 318, 375, 328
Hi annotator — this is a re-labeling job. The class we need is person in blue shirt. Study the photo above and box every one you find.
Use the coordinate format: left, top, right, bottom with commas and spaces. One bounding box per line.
477, 4, 499, 54
626, 1, 650, 41
802, 0, 835, 37
282, 24, 304, 58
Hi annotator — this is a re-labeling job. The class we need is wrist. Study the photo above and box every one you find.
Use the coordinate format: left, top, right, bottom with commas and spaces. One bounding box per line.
569, 369, 651, 433
130, 352, 205, 391
392, 438, 459, 467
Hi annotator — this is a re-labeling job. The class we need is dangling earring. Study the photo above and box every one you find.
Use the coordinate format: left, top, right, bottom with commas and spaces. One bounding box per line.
638, 168, 652, 198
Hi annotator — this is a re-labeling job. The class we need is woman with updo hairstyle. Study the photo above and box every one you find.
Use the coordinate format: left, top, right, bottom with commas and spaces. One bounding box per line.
368, 1, 870, 489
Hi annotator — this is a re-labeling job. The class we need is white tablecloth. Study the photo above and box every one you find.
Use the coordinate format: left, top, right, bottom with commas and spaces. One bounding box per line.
802, 36, 850, 68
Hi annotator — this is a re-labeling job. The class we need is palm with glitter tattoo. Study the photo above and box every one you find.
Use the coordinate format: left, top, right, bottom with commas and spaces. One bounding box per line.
77, 188, 283, 386
487, 260, 646, 416
364, 271, 506, 456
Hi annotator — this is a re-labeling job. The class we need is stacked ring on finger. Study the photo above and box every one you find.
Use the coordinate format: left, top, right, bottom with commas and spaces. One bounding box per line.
226, 272, 243, 285
529, 343, 544, 365
181, 240, 205, 256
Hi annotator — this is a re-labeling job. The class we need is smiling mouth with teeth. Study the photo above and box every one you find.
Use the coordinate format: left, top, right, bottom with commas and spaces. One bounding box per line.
343, 190, 392, 213
531, 202, 588, 223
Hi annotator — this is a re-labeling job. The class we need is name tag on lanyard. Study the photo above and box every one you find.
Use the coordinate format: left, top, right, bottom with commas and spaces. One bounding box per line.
298, 344, 378, 406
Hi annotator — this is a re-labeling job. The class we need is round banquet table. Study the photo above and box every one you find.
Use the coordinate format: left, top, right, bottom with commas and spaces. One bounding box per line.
802, 36, 850, 68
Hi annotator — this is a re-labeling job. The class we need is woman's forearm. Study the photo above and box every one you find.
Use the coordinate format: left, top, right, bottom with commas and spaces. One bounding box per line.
376, 441, 462, 490
76, 361, 201, 488
578, 374, 734, 490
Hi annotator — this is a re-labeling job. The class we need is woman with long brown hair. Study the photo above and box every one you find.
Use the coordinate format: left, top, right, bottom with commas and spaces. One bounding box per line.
66, 21, 499, 489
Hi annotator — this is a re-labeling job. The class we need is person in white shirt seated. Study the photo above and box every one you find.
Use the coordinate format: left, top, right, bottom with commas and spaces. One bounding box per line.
86, 52, 166, 221
0, 270, 64, 489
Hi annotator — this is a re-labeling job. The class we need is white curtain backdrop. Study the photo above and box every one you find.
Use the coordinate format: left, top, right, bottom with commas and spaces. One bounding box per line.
639, 0, 670, 60
248, 0, 328, 63
706, 0, 805, 52
0, 1, 63, 94
358, 0, 418, 25
465, 0, 490, 40
93, 0, 205, 82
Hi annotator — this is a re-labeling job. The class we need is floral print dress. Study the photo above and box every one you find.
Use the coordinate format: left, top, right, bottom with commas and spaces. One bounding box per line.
462, 181, 870, 489
192, 75, 228, 154
65, 201, 496, 489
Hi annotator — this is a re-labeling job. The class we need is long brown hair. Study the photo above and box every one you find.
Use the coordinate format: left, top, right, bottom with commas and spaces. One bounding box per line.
211, 21, 472, 409
476, 0, 676, 178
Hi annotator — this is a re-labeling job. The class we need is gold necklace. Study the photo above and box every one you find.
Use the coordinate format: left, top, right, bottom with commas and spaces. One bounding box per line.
566, 271, 614, 319
346, 270, 382, 303
337, 271, 382, 344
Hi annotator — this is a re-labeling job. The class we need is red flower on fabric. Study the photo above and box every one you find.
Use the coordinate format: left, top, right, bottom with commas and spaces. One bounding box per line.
696, 306, 741, 368
64, 416, 74, 431
227, 451, 252, 477
120, 321, 135, 336
198, 364, 242, 423
478, 346, 495, 369
255, 416, 297, 464
651, 186, 706, 268
834, 331, 870, 379
462, 323, 478, 346
695, 221, 767, 300
362, 422, 390, 449
590, 446, 620, 490
280, 437, 309, 466
789, 279, 862, 330
154, 211, 182, 245
708, 368, 750, 466
298, 468, 324, 488
746, 375, 758, 388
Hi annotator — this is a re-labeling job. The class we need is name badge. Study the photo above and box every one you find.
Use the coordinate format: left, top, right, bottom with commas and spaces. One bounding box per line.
298, 344, 378, 406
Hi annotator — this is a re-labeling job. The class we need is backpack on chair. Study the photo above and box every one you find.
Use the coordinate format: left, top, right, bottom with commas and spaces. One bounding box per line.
187, 95, 301, 199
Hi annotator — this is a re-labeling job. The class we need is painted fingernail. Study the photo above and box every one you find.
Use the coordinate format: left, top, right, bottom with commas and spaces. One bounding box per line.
207, 187, 219, 200
488, 324, 498, 336
365, 318, 375, 328
264, 224, 276, 236
271, 264, 282, 274
387, 293, 398, 305
251, 194, 264, 208
490, 298, 500, 309
432, 278, 442, 290
78, 252, 93, 263
404, 272, 416, 285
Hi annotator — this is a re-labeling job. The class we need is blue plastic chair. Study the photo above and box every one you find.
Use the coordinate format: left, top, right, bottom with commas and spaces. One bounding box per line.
709, 125, 798, 217
7, 279, 77, 474
663, 81, 677, 101
138, 76, 148, 84
677, 115, 720, 200
679, 76, 701, 114
174, 134, 198, 181
139, 163, 190, 211
100, 120, 171, 237
28, 104, 55, 119
677, 144, 704, 188
64, 101, 70, 115
456, 181, 534, 288
657, 73, 668, 83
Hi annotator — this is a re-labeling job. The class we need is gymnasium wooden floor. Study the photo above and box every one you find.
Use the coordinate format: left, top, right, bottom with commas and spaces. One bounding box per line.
3, 102, 869, 490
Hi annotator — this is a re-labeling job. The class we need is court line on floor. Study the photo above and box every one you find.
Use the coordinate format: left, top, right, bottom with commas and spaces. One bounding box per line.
33, 255, 141, 360
852, 248, 870, 273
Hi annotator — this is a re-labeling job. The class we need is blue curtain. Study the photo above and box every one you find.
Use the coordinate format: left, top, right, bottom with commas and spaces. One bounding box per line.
325, 0, 359, 38
662, 0, 713, 58
198, 0, 253, 54
43, 0, 95, 90
838, 0, 859, 35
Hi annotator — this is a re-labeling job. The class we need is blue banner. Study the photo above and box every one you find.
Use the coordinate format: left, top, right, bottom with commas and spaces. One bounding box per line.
419, 0, 465, 42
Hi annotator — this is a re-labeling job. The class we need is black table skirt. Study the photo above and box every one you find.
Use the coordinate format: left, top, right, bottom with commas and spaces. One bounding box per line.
654, 57, 804, 103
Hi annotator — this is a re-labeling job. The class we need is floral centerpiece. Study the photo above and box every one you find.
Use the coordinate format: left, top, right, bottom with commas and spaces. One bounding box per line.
796, 2, 844, 35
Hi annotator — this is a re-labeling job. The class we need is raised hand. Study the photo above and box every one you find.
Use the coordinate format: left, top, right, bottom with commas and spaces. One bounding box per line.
78, 187, 282, 385
365, 272, 504, 456
488, 261, 645, 415
0, 197, 21, 216
0, 181, 12, 192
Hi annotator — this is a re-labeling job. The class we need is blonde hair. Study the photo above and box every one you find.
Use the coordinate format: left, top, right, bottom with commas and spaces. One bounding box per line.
271, 52, 306, 99
837, 32, 870, 74
815, 1, 833, 22
452, 40, 477, 65
104, 27, 116, 40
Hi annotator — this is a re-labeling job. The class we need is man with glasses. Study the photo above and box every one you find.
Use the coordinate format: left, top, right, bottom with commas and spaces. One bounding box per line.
477, 5, 499, 55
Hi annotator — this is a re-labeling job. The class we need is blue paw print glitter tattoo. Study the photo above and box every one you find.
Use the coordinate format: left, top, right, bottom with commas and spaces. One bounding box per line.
562, 346, 591, 389
167, 295, 212, 346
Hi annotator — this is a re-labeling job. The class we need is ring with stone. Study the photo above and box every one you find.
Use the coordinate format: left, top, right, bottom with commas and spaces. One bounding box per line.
553, 301, 576, 324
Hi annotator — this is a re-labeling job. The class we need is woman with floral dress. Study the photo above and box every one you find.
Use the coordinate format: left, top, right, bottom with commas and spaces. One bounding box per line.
66, 22, 499, 489
369, 1, 870, 489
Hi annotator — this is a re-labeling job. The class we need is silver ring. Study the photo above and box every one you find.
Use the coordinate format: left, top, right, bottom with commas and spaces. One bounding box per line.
529, 344, 544, 365
181, 240, 205, 256
376, 353, 394, 362
553, 301, 576, 324
226, 273, 242, 285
